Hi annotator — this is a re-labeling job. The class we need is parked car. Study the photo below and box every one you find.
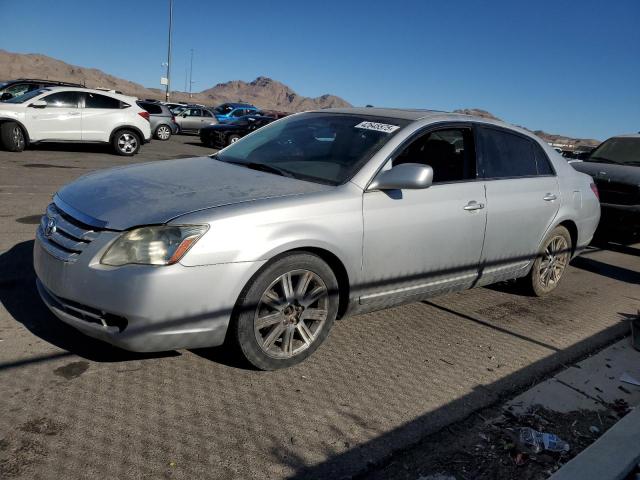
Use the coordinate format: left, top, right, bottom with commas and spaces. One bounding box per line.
0, 87, 151, 155
137, 100, 178, 140
571, 134, 639, 236
199, 114, 275, 148
213, 102, 260, 123
174, 106, 217, 134
33, 108, 599, 370
0, 78, 84, 101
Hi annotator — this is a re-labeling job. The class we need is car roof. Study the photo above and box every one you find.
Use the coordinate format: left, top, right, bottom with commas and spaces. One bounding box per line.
310, 107, 534, 136
221, 102, 257, 108
607, 133, 640, 139
41, 86, 138, 101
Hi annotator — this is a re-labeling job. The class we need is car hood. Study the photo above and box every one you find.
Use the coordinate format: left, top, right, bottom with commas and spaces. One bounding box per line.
571, 161, 640, 183
55, 156, 333, 230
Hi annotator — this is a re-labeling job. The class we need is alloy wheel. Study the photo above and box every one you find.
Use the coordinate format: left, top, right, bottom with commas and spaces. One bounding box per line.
538, 235, 569, 291
254, 269, 329, 359
118, 133, 138, 153
12, 126, 24, 150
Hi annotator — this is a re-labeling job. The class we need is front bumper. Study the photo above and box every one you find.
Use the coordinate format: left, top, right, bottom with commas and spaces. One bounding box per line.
34, 233, 265, 352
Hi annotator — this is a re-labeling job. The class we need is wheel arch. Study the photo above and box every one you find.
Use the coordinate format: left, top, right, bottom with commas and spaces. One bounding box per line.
109, 125, 145, 144
557, 219, 578, 257
0, 117, 30, 145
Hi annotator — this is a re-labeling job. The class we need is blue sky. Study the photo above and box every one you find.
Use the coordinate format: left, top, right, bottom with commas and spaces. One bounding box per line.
1, 0, 638, 139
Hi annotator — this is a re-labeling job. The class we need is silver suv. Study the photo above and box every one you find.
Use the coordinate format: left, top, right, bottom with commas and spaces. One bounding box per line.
136, 101, 178, 140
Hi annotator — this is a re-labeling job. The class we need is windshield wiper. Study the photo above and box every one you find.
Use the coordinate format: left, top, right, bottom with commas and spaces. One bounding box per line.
222, 159, 295, 178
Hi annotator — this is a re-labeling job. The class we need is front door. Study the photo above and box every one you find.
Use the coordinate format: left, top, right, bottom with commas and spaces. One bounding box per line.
361, 126, 487, 305
26, 91, 82, 141
477, 126, 561, 281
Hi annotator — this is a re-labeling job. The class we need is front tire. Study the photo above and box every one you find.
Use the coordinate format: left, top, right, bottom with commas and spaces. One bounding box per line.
112, 130, 140, 156
155, 124, 172, 141
232, 253, 339, 370
226, 134, 241, 146
525, 225, 572, 296
0, 122, 26, 152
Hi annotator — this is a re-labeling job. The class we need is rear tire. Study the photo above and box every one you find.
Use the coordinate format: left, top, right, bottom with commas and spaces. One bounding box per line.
525, 225, 572, 296
155, 124, 172, 141
232, 253, 339, 370
112, 130, 140, 156
0, 122, 26, 152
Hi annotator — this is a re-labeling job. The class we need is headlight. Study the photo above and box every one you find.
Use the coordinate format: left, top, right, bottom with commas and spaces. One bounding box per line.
101, 225, 208, 266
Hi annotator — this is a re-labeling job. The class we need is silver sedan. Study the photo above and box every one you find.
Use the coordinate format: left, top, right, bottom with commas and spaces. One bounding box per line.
33, 108, 600, 369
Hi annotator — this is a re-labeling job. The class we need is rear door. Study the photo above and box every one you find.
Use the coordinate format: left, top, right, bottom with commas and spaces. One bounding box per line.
179, 108, 203, 131
477, 125, 560, 281
26, 91, 82, 141
81, 92, 127, 141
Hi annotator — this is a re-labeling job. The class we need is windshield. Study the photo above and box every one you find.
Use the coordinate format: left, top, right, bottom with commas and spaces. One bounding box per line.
4, 88, 49, 103
214, 112, 409, 185
587, 137, 640, 166
214, 105, 234, 115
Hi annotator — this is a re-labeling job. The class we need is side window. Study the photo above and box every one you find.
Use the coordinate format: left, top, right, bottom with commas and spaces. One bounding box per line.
84, 93, 122, 109
202, 109, 213, 117
479, 127, 538, 178
232, 109, 245, 117
42, 92, 79, 108
392, 128, 476, 183
533, 143, 555, 175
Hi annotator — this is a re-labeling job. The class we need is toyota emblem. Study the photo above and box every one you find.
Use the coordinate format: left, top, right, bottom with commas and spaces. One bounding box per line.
44, 217, 57, 237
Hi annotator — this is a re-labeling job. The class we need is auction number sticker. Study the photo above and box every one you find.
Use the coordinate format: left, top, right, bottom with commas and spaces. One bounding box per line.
354, 121, 400, 133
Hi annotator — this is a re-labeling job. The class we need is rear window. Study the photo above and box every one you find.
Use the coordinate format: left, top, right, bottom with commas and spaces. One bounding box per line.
138, 102, 163, 114
84, 93, 122, 109
587, 137, 640, 166
479, 127, 538, 178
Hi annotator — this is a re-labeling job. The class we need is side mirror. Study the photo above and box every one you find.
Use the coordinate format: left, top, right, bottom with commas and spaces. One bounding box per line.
369, 163, 433, 190
29, 100, 47, 108
1, 92, 13, 101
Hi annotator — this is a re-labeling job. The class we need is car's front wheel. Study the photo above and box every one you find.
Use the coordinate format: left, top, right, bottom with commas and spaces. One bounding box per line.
0, 122, 26, 152
112, 130, 140, 156
155, 124, 172, 141
525, 225, 572, 296
226, 134, 241, 146
232, 253, 339, 370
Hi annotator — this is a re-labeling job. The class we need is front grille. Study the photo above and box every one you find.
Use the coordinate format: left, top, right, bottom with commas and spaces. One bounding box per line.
37, 203, 101, 262
596, 180, 639, 206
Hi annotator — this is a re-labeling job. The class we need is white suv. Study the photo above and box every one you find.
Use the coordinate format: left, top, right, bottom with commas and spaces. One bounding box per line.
0, 87, 152, 156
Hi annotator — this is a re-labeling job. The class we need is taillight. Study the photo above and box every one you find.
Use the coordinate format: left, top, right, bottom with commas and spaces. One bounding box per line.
171, 115, 176, 122
138, 111, 150, 121
590, 182, 599, 200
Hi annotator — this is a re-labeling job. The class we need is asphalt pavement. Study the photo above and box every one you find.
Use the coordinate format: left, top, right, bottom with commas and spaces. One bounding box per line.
1, 136, 638, 479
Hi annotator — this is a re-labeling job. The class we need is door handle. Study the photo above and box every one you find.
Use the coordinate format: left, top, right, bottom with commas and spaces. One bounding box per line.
543, 193, 557, 201
463, 201, 485, 211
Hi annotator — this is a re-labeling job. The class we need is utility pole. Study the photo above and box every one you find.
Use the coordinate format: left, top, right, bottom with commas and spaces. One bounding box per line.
188, 49, 194, 99
164, 0, 173, 102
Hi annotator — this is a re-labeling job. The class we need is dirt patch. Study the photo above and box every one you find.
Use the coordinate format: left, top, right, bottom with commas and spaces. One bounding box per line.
0, 437, 47, 478
19, 417, 67, 436
365, 402, 629, 480
53, 361, 89, 380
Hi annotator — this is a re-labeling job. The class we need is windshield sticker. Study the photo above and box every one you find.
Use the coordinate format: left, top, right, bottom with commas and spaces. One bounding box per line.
354, 121, 400, 134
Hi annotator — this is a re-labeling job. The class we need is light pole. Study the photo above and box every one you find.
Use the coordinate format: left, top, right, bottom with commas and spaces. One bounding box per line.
188, 48, 194, 98
164, 0, 173, 102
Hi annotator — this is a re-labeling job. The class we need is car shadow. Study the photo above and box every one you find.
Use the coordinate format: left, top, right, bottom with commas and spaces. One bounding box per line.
28, 143, 113, 154
0, 240, 179, 363
571, 255, 640, 285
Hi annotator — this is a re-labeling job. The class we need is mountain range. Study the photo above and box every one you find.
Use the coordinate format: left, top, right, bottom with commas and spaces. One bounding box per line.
0, 50, 599, 146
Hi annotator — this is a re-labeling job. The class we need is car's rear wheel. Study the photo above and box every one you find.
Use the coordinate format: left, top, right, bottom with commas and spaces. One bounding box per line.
232, 253, 338, 370
227, 134, 241, 146
0, 122, 26, 152
526, 225, 572, 296
112, 130, 140, 156
155, 124, 172, 141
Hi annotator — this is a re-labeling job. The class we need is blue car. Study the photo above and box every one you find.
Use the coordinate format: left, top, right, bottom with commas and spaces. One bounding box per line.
213, 102, 259, 123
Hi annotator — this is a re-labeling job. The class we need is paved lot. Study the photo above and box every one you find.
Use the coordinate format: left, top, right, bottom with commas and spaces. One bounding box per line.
0, 136, 639, 479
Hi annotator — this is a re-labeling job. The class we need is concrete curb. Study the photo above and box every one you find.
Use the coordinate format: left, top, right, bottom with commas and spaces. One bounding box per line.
550, 406, 640, 480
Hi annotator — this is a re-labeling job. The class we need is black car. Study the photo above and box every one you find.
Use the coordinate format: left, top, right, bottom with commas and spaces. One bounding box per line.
571, 134, 640, 237
0, 78, 84, 101
199, 114, 275, 148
